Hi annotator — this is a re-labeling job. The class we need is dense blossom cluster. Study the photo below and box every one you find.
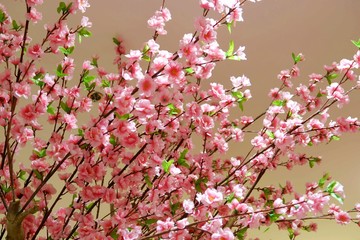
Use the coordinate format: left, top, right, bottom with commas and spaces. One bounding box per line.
0, 0, 359, 239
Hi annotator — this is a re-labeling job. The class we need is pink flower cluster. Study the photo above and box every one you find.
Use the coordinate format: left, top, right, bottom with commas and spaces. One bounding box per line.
0, 0, 359, 239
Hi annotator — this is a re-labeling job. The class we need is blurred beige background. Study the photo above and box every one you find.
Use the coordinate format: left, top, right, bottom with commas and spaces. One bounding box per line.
4, 0, 360, 239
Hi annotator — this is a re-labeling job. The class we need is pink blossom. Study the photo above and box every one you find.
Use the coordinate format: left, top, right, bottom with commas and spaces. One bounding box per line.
27, 8, 42, 23
230, 75, 251, 89
337, 58, 355, 70
122, 132, 139, 149
81, 16, 92, 28
248, 212, 266, 228
234, 46, 247, 60
27, 44, 43, 59
203, 42, 226, 60
138, 75, 156, 97
212, 133, 228, 154
278, 69, 292, 87
134, 99, 155, 118
125, 50, 142, 61
227, 7, 243, 23
84, 127, 104, 148
156, 218, 175, 232
211, 228, 234, 240
334, 211, 351, 225
13, 82, 31, 98
20, 104, 37, 122
61, 57, 75, 79
199, 0, 215, 10
165, 61, 184, 82
182, 199, 194, 214
273, 198, 287, 214
197, 188, 223, 206
326, 83, 349, 107
201, 215, 223, 233
333, 182, 346, 199
74, 0, 90, 13
120, 226, 142, 240
63, 113, 78, 129
147, 8, 172, 35
26, 0, 43, 6
176, 218, 189, 229
195, 17, 217, 43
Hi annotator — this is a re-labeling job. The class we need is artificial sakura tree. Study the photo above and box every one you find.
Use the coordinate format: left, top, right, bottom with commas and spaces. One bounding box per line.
0, 0, 359, 239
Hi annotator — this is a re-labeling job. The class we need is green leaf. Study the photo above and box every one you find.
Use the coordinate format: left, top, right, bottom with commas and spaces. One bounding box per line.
142, 55, 150, 62
144, 218, 157, 225
263, 187, 272, 199
236, 227, 248, 240
109, 135, 117, 146
142, 44, 150, 53
1, 184, 11, 193
102, 80, 110, 88
195, 177, 208, 192
226, 21, 233, 34
170, 202, 181, 216
316, 91, 324, 98
78, 28, 92, 37
77, 129, 84, 137
231, 91, 245, 111
34, 148, 47, 158
12, 20, 21, 31
291, 52, 302, 64
269, 211, 281, 222
318, 173, 329, 188
308, 157, 321, 168
238, 101, 244, 111
162, 159, 174, 173
109, 228, 119, 240
225, 193, 235, 203
78, 28, 92, 43
231, 91, 243, 99
117, 113, 132, 120
228, 55, 242, 61
325, 73, 338, 85
18, 170, 27, 181
178, 149, 190, 169
265, 130, 275, 139
287, 227, 295, 240
185, 67, 195, 74
330, 135, 340, 142
34, 170, 43, 180
330, 192, 344, 204
58, 46, 74, 55
56, 64, 67, 78
326, 180, 338, 193
57, 2, 67, 14
60, 101, 71, 114
31, 73, 45, 87
351, 39, 360, 49
272, 99, 286, 106
31, 78, 45, 88
144, 174, 153, 188
47, 103, 56, 115
0, 9, 6, 23
69, 193, 77, 207
85, 202, 95, 211
113, 37, 121, 46
83, 75, 96, 84
85, 82, 96, 91
226, 40, 235, 57
91, 57, 98, 67
167, 103, 180, 115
